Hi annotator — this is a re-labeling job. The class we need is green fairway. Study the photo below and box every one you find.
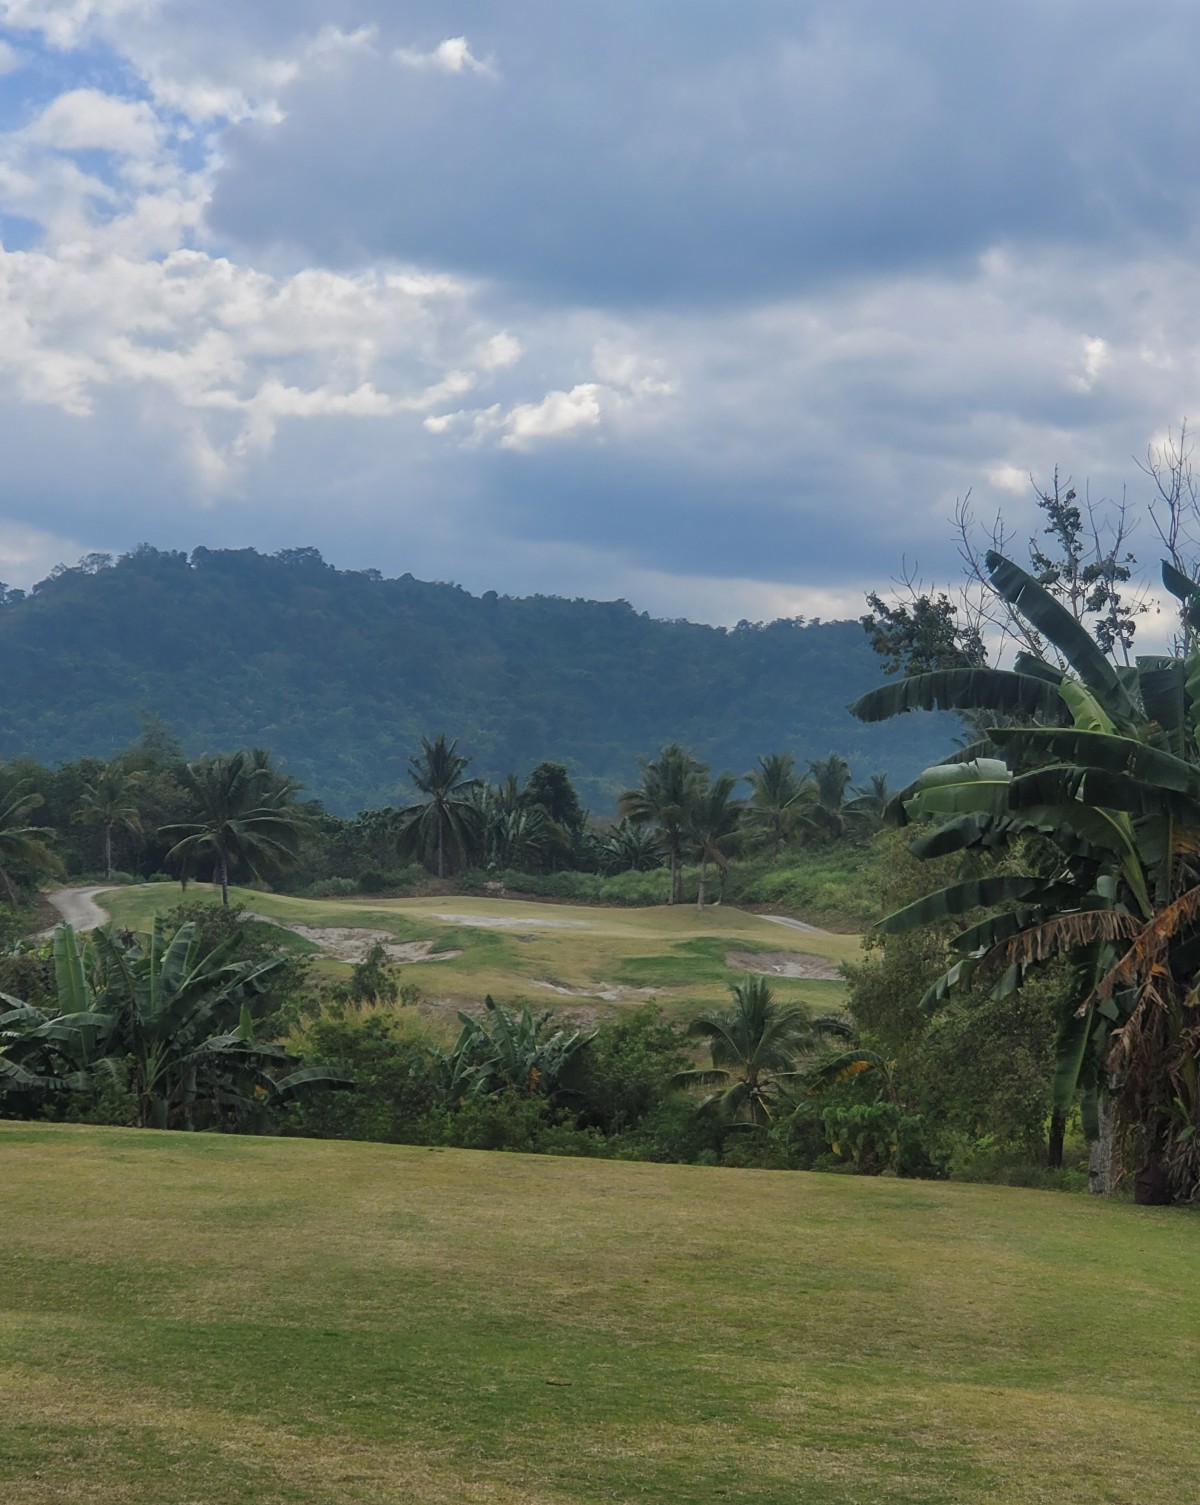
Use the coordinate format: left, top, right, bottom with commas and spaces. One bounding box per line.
1, 1123, 1197, 1504
91, 886, 859, 1017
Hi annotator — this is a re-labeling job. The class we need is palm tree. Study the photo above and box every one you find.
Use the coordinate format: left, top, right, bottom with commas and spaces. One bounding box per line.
619, 743, 705, 904
687, 772, 745, 910
807, 753, 853, 838
844, 773, 891, 834
746, 752, 817, 854
675, 976, 850, 1126
598, 819, 663, 875
397, 734, 481, 879
161, 751, 311, 905
0, 771, 59, 909
73, 765, 145, 880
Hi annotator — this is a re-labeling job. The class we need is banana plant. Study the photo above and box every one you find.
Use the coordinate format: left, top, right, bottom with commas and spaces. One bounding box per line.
852, 551, 1200, 1198
0, 921, 350, 1130
434, 995, 595, 1103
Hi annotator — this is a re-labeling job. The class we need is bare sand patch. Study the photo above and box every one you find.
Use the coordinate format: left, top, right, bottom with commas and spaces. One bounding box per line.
725, 949, 843, 980
534, 979, 659, 1003
248, 917, 461, 965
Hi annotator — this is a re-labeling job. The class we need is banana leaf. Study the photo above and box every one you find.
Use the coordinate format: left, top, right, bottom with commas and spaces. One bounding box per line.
909, 812, 1013, 859
1052, 1009, 1094, 1114
988, 727, 1200, 793
1162, 559, 1200, 602
1014, 650, 1068, 685
986, 552, 1137, 718
877, 874, 1044, 935
849, 668, 1064, 723
1137, 658, 1188, 752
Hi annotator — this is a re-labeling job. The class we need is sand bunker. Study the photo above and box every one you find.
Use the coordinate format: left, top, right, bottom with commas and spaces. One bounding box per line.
725, 949, 842, 980
535, 980, 658, 1003
248, 917, 461, 965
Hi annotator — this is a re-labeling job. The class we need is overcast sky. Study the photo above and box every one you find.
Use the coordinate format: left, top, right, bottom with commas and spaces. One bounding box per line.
1, 1, 1199, 627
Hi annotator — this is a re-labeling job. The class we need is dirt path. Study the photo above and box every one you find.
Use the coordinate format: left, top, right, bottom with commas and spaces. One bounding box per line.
757, 913, 832, 936
43, 886, 113, 934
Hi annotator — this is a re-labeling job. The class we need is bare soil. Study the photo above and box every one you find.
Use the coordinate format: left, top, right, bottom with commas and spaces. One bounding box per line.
248, 917, 461, 965
724, 948, 843, 980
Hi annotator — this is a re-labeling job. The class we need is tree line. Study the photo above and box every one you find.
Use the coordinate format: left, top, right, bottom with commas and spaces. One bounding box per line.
0, 722, 888, 937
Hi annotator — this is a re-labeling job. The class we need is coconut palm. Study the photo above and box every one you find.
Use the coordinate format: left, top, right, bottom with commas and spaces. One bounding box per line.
397, 734, 482, 879
807, 753, 853, 838
745, 752, 819, 854
0, 771, 59, 909
73, 765, 145, 879
844, 773, 891, 834
161, 751, 312, 905
619, 743, 705, 904
687, 771, 745, 910
676, 976, 850, 1126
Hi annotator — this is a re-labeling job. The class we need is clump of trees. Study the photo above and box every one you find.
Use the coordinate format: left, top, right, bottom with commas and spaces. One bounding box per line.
850, 435, 1200, 1202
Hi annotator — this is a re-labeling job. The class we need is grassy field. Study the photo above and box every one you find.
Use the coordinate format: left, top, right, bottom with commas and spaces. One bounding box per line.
93, 886, 860, 1018
1, 1122, 1197, 1504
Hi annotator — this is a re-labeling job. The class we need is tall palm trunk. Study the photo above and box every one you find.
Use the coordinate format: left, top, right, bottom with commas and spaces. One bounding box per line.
697, 856, 708, 912
219, 847, 230, 907
1047, 1106, 1066, 1169
667, 850, 677, 904
670, 844, 684, 904
104, 823, 114, 882
437, 807, 446, 879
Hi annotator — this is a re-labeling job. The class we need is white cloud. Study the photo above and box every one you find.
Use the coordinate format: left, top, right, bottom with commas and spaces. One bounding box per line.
0, 0, 159, 51
1073, 334, 1110, 392
987, 464, 1030, 494
25, 89, 162, 157
0, 40, 23, 73
394, 36, 496, 79
0, 520, 91, 586
498, 384, 603, 450
476, 331, 522, 370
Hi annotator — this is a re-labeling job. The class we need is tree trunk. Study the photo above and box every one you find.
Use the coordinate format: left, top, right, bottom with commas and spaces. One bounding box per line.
667, 850, 677, 905
437, 810, 446, 879
671, 846, 684, 905
1047, 1106, 1066, 1170
1088, 1094, 1115, 1194
219, 849, 230, 908
104, 823, 114, 882
697, 857, 707, 912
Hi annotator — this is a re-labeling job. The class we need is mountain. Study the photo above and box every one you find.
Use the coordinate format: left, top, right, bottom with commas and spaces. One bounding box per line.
0, 545, 960, 815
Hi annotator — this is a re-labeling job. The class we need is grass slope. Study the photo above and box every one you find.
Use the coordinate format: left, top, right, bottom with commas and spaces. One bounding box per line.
95, 886, 860, 1016
2, 1123, 1197, 1504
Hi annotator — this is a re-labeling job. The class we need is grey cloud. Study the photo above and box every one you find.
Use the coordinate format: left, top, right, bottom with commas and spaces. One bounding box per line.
207, 0, 1200, 306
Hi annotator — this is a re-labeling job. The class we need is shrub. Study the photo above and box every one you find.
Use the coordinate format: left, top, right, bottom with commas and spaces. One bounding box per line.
303, 877, 358, 898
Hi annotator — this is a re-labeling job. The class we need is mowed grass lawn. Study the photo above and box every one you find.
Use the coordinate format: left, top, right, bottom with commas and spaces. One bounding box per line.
95, 886, 860, 1016
2, 1124, 1198, 1505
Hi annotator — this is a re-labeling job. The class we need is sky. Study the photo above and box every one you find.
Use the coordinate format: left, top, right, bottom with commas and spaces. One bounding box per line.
1, 1, 1199, 629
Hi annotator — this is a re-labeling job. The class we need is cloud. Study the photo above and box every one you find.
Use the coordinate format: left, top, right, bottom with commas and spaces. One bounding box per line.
203, 2, 1200, 307
1, 0, 1200, 645
25, 88, 161, 156
394, 36, 495, 79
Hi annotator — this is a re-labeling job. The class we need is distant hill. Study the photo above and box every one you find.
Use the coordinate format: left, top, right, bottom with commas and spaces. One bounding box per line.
0, 545, 960, 815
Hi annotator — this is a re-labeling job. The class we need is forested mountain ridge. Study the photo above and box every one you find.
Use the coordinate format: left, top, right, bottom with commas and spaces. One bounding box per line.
0, 545, 957, 814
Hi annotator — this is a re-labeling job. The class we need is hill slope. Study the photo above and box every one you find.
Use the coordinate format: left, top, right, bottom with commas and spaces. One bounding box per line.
0, 546, 957, 813
2, 1123, 1197, 1505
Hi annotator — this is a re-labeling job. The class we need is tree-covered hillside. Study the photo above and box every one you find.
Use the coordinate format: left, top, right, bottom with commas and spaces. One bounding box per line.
0, 546, 956, 814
